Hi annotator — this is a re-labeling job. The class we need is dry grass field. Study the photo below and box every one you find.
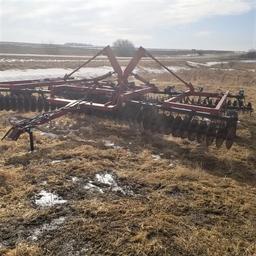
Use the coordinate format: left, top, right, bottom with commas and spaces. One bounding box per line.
0, 52, 255, 256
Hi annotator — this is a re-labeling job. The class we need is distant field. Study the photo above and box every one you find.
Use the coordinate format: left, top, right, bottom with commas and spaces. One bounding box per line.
0, 41, 235, 56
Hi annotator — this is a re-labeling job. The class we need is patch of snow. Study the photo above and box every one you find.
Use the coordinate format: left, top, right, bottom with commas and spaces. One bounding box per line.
0, 53, 100, 58
223, 68, 235, 71
84, 181, 103, 194
210, 68, 235, 71
138, 67, 165, 74
0, 58, 84, 63
186, 61, 204, 68
71, 177, 80, 183
136, 66, 189, 74
103, 140, 115, 147
203, 118, 212, 122
103, 140, 122, 149
187, 61, 229, 68
86, 139, 97, 143
96, 173, 117, 186
51, 160, 64, 164
29, 217, 66, 241
205, 61, 228, 66
167, 66, 190, 72
0, 66, 113, 82
239, 59, 256, 63
84, 172, 134, 196
96, 172, 131, 195
152, 154, 161, 161
40, 131, 58, 139
75, 66, 113, 78
35, 190, 67, 207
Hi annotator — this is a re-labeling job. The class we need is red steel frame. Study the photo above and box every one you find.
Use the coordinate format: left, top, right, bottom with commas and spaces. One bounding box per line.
0, 45, 249, 150
163, 90, 229, 115
121, 47, 230, 116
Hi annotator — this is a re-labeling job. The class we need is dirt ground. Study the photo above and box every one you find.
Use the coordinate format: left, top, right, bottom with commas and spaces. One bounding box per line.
0, 53, 256, 256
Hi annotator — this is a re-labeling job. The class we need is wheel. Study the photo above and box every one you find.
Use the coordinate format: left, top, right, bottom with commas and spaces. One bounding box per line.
196, 121, 207, 143
206, 122, 217, 146
225, 126, 236, 149
30, 96, 37, 112
172, 116, 182, 137
187, 119, 198, 141
10, 96, 17, 111
37, 96, 44, 112
215, 126, 227, 148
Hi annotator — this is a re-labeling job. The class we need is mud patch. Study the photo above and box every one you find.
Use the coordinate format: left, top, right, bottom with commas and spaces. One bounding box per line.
166, 186, 184, 197
48, 238, 90, 256
29, 217, 66, 241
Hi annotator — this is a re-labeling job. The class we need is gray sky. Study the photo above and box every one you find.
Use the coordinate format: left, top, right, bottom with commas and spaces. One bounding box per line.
0, 0, 255, 50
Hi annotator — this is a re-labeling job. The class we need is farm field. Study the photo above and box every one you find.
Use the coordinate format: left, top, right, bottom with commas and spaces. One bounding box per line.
0, 49, 256, 256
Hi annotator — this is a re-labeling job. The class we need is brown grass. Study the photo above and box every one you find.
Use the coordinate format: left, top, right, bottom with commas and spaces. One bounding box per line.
4, 243, 41, 256
0, 56, 256, 256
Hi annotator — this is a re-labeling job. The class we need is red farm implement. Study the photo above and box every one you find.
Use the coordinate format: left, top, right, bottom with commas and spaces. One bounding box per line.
0, 46, 253, 151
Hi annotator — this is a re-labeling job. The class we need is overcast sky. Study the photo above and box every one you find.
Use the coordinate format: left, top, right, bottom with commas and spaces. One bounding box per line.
0, 0, 255, 50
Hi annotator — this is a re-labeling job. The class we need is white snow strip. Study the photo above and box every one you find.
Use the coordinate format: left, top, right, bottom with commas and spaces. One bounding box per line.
205, 61, 228, 66
210, 68, 235, 71
187, 61, 229, 68
136, 66, 189, 74
0, 66, 113, 82
51, 160, 64, 164
103, 140, 122, 149
0, 53, 103, 58
167, 66, 190, 71
239, 59, 256, 63
39, 131, 58, 139
0, 58, 85, 63
35, 190, 67, 207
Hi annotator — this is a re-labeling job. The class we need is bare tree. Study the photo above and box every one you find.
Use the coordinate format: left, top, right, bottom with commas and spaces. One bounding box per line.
112, 39, 136, 57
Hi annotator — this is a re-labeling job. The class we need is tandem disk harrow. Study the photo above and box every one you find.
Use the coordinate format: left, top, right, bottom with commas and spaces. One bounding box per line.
0, 46, 253, 151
